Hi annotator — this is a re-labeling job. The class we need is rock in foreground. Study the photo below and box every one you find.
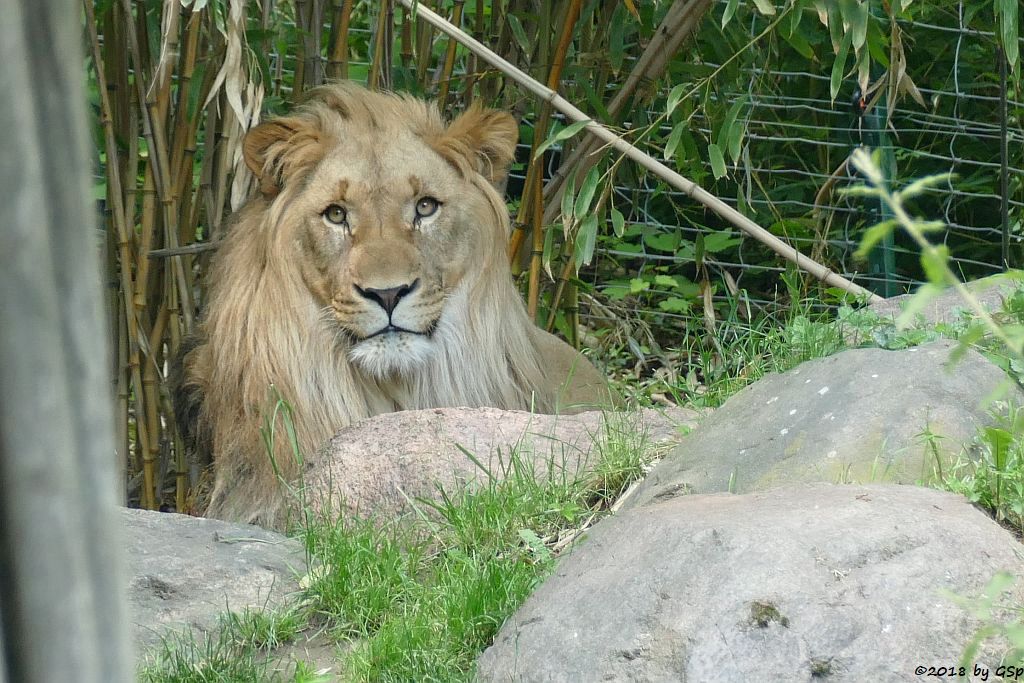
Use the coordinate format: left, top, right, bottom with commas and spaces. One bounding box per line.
626, 341, 1019, 508
302, 407, 697, 520
124, 508, 305, 652
477, 484, 1023, 682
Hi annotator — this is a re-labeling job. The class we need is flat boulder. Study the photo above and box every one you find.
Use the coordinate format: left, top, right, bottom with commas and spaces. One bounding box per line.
302, 407, 697, 519
865, 275, 1019, 328
124, 508, 305, 652
626, 340, 1019, 508
477, 484, 1024, 682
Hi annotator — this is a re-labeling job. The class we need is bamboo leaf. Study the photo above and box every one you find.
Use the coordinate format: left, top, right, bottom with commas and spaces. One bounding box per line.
751, 0, 776, 16
542, 224, 556, 279
561, 173, 576, 229
827, 2, 843, 51
622, 0, 641, 21
506, 14, 531, 57
610, 207, 625, 237
997, 0, 1019, 71
847, 0, 868, 51
666, 84, 686, 116
609, 4, 627, 74
534, 119, 592, 159
574, 213, 599, 270
898, 73, 927, 108
722, 0, 740, 27
782, 25, 815, 59
574, 167, 601, 219
664, 123, 684, 161
722, 96, 748, 162
830, 31, 852, 101
708, 143, 727, 179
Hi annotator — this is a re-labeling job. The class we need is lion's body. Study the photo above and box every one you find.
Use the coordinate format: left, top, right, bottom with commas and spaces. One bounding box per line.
177, 83, 611, 526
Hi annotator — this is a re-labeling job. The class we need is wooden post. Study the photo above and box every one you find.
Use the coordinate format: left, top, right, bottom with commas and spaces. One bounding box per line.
0, 1, 133, 681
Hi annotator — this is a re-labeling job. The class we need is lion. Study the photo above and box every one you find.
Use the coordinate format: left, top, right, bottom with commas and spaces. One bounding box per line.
175, 82, 613, 527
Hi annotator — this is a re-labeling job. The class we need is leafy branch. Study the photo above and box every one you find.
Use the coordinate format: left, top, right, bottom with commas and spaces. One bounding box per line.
847, 147, 1024, 356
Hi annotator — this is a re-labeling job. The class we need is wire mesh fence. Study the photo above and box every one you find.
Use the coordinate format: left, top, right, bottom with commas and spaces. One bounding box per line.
560, 4, 1024, 313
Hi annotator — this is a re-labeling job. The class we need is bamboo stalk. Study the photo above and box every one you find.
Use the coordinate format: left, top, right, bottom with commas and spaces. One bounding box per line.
526, 159, 544, 318
546, 172, 618, 332
397, 0, 882, 303
479, 0, 509, 101
152, 0, 182, 131
169, 9, 201, 204
460, 0, 484, 102
122, 0, 195, 330
116, 306, 129, 502
368, 0, 391, 90
328, 0, 355, 79
142, 301, 170, 508
399, 4, 414, 68
523, 0, 582, 312
149, 242, 221, 258
84, 0, 159, 509
298, 0, 326, 92
415, 9, 434, 86
294, 0, 309, 99
509, 0, 577, 268
437, 0, 465, 107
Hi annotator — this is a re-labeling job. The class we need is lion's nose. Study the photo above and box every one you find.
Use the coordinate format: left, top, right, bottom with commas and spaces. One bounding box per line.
354, 279, 419, 316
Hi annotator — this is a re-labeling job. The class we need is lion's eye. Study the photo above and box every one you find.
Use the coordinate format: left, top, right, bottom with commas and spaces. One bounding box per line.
323, 204, 348, 225
415, 197, 440, 219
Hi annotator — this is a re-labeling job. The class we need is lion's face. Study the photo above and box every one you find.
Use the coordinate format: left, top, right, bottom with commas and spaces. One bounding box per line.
292, 131, 489, 377
243, 86, 518, 379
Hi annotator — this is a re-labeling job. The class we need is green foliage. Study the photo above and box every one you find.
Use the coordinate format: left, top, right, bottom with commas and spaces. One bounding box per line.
944, 405, 1024, 535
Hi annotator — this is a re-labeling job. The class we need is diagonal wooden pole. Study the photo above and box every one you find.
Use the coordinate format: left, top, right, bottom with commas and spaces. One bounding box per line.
399, 0, 883, 303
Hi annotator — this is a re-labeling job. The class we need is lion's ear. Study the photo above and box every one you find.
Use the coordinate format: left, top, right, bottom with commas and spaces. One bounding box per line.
243, 117, 326, 196
440, 104, 518, 185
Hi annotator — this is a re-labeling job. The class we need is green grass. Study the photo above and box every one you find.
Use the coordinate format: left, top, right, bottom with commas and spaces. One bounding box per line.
140, 413, 659, 682
138, 607, 320, 683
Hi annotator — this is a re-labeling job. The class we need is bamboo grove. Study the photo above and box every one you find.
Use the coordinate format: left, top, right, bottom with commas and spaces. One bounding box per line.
86, 0, 1021, 509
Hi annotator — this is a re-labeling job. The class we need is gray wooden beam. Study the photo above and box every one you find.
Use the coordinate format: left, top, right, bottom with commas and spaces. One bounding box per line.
0, 1, 133, 681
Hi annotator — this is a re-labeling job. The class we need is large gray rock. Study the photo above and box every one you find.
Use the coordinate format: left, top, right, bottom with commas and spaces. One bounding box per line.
625, 341, 1020, 508
477, 484, 1024, 682
124, 508, 305, 652
866, 275, 1019, 327
302, 407, 698, 519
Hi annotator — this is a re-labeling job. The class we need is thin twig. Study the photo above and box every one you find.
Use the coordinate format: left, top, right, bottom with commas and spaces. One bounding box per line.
149, 242, 221, 258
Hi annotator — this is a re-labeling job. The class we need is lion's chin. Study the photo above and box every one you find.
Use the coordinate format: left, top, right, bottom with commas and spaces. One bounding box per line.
347, 331, 435, 379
